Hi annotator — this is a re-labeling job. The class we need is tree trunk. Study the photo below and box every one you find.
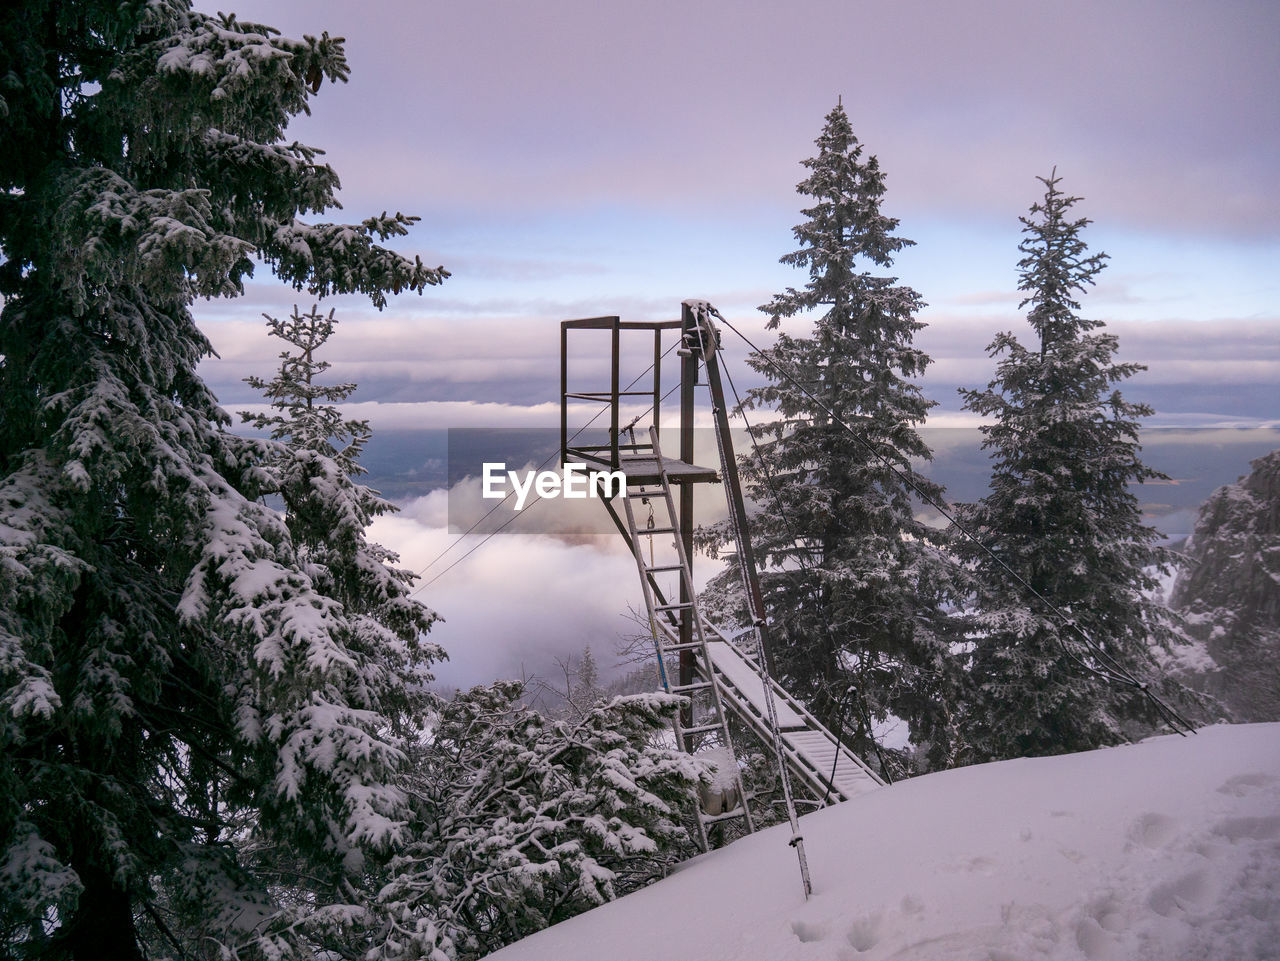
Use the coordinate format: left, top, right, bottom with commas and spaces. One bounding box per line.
62, 856, 144, 961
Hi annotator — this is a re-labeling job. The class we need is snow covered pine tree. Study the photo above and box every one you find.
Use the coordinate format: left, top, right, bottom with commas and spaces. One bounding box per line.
701, 102, 965, 774
376, 683, 706, 961
227, 305, 444, 946
954, 171, 1185, 761
1172, 449, 1280, 722
241, 304, 439, 741
0, 4, 445, 957
567, 645, 603, 717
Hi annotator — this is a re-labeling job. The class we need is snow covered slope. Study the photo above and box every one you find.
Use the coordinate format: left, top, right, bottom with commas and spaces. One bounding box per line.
486, 723, 1280, 961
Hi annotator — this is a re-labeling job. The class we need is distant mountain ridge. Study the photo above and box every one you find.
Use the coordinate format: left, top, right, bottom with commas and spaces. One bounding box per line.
1171, 449, 1280, 720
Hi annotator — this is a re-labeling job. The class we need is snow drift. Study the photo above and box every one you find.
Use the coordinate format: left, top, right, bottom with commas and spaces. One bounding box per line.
486, 723, 1280, 961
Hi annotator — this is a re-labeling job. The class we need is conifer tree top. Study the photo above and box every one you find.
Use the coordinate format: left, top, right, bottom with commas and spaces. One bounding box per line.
1017, 168, 1110, 345
765, 101, 919, 331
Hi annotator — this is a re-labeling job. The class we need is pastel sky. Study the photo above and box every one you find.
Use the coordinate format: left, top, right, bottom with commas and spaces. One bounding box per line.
190, 0, 1279, 687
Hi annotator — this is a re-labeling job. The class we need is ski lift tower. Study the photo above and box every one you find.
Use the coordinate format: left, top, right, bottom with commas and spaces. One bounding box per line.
561, 301, 883, 851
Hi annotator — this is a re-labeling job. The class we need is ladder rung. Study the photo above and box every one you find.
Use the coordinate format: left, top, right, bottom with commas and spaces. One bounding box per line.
655, 602, 693, 613
669, 681, 714, 695
643, 526, 677, 535
626, 490, 660, 499
682, 723, 723, 735
659, 640, 705, 653
644, 564, 685, 574
700, 808, 749, 826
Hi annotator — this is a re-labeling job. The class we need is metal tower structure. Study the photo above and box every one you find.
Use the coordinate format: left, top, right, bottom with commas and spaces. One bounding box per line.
561, 301, 883, 860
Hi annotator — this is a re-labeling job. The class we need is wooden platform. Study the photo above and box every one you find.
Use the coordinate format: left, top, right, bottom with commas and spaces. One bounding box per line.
569, 452, 720, 487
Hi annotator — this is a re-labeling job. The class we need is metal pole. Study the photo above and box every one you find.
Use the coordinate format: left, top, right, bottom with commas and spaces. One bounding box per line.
610, 318, 620, 471
702, 334, 779, 679
560, 322, 568, 467
695, 305, 811, 898
653, 326, 662, 431
678, 302, 698, 739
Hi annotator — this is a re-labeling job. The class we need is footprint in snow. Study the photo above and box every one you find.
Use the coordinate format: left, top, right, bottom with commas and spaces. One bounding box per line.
844, 912, 884, 953
1074, 893, 1128, 961
1074, 917, 1119, 961
943, 855, 997, 875
1147, 868, 1213, 918
789, 919, 827, 943
1216, 772, 1277, 797
1210, 815, 1280, 843
1082, 893, 1127, 933
1126, 812, 1178, 851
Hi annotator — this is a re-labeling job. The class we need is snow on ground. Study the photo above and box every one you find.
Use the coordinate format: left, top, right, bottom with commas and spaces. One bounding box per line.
487, 723, 1280, 961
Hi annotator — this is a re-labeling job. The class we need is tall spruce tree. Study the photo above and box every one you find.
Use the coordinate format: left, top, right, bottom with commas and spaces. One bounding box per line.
955, 171, 1181, 761
704, 102, 963, 772
0, 3, 445, 957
